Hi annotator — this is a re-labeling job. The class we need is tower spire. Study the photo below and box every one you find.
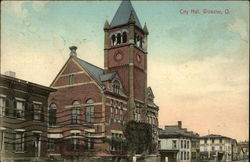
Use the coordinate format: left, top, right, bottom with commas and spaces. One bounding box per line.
110, 0, 142, 29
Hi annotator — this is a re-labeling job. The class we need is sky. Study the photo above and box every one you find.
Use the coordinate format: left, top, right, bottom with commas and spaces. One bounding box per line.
1, 1, 249, 141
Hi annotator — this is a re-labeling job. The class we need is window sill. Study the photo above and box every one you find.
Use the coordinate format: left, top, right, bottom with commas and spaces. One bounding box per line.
14, 151, 25, 154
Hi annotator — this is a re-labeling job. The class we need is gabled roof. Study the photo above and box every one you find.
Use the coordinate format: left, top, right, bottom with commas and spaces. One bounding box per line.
110, 0, 142, 29
75, 57, 126, 98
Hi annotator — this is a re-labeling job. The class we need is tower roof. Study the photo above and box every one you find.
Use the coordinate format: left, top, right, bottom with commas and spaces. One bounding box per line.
110, 0, 142, 29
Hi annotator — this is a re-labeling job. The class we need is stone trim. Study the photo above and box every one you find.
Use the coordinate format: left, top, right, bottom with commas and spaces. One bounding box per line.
60, 71, 85, 77
64, 102, 102, 109
111, 130, 123, 134
52, 81, 96, 89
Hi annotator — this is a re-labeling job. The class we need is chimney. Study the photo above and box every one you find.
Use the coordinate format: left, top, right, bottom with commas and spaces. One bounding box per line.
5, 71, 16, 78
178, 121, 182, 129
69, 46, 77, 57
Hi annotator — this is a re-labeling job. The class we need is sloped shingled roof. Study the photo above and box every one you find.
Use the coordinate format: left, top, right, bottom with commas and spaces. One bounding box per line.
76, 57, 105, 86
110, 0, 142, 29
76, 57, 119, 87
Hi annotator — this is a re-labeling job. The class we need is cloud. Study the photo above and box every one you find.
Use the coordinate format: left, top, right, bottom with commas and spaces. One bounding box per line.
5, 1, 48, 19
52, 32, 66, 52
10, 1, 28, 19
32, 2, 48, 12
226, 17, 249, 42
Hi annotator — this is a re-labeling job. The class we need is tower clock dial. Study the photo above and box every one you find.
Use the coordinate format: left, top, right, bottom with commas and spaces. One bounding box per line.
114, 52, 123, 61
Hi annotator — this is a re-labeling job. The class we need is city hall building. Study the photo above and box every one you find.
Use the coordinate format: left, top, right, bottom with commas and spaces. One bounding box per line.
47, 0, 159, 160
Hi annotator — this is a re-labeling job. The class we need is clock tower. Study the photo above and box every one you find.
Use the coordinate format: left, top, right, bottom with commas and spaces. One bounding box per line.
103, 0, 149, 121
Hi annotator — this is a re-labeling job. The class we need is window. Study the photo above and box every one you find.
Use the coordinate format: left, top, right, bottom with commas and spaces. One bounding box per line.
117, 33, 121, 45
181, 140, 183, 148
172, 140, 177, 149
204, 139, 207, 144
212, 146, 215, 151
69, 74, 75, 84
72, 101, 80, 124
0, 130, 4, 151
220, 146, 223, 150
184, 140, 186, 148
139, 37, 143, 48
49, 104, 57, 127
112, 80, 120, 94
212, 139, 214, 143
122, 32, 127, 43
86, 99, 94, 123
15, 132, 24, 152
0, 97, 5, 116
120, 110, 123, 121
47, 138, 55, 152
181, 152, 183, 160
33, 103, 42, 121
111, 107, 114, 119
192, 152, 196, 160
14, 100, 25, 119
111, 133, 122, 151
71, 133, 80, 151
135, 104, 140, 122
220, 139, 222, 143
187, 141, 189, 149
184, 151, 186, 160
115, 108, 119, 120
86, 132, 94, 150
111, 34, 116, 46
187, 151, 189, 160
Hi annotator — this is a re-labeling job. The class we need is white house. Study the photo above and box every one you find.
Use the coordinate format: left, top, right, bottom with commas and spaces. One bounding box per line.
159, 121, 199, 162
199, 134, 237, 162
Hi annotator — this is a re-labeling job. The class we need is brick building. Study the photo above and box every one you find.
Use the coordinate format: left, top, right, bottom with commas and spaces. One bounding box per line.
0, 73, 55, 161
47, 0, 159, 160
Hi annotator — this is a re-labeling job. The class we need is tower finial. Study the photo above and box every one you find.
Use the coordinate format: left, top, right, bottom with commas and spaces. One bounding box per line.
143, 23, 149, 35
128, 11, 136, 24
69, 46, 77, 57
104, 20, 110, 30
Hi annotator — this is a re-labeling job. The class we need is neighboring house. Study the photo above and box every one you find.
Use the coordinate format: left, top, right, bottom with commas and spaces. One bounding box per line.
159, 121, 200, 162
237, 141, 249, 160
199, 134, 237, 162
47, 0, 159, 160
0, 73, 55, 161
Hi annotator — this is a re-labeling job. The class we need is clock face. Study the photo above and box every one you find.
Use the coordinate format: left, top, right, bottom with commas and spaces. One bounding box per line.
114, 52, 123, 61
136, 54, 141, 63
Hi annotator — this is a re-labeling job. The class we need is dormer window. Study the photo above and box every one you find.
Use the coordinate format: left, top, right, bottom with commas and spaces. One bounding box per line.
112, 80, 120, 94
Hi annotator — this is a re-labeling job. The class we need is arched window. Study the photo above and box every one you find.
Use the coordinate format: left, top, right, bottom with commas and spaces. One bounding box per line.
139, 37, 143, 48
134, 33, 137, 45
49, 104, 57, 127
122, 32, 127, 43
71, 101, 80, 124
117, 33, 121, 45
111, 34, 116, 46
112, 80, 120, 94
86, 99, 94, 123
136, 36, 140, 46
